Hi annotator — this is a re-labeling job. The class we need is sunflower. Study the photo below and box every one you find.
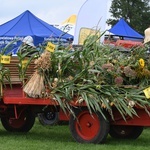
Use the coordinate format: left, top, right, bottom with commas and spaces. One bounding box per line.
139, 58, 145, 68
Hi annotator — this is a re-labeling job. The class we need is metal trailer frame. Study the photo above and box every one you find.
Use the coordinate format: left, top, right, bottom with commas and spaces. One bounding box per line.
0, 83, 150, 144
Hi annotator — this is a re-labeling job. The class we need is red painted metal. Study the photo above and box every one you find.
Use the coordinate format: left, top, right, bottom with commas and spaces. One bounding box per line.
104, 39, 143, 50
3, 84, 58, 106
111, 108, 150, 126
59, 109, 70, 121
14, 105, 18, 119
12, 105, 27, 120
3, 84, 150, 127
6, 111, 26, 129
3, 96, 58, 105
115, 40, 143, 49
75, 110, 100, 140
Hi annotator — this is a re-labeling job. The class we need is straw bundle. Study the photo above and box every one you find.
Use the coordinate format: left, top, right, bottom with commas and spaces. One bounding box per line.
23, 50, 51, 98
23, 71, 45, 98
34, 50, 51, 70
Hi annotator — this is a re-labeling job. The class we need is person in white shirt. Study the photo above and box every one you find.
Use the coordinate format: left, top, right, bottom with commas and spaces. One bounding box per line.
144, 25, 150, 44
18, 36, 38, 57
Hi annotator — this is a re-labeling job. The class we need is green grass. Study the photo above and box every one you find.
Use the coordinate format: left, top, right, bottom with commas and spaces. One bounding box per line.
0, 119, 150, 150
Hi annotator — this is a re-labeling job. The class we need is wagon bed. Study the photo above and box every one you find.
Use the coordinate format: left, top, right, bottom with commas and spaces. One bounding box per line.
3, 84, 58, 106
1, 57, 150, 144
2, 83, 150, 144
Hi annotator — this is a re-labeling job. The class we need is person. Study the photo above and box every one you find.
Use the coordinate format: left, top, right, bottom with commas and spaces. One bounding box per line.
22, 36, 35, 47
144, 25, 150, 44
144, 25, 150, 53
18, 36, 38, 57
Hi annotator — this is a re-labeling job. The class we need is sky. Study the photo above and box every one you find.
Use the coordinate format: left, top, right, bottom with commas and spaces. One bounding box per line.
0, 0, 112, 25
0, 0, 87, 25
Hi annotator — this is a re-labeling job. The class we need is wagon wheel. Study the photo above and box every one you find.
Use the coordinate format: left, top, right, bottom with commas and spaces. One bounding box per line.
1, 108, 35, 132
69, 107, 110, 144
38, 112, 59, 126
109, 125, 144, 139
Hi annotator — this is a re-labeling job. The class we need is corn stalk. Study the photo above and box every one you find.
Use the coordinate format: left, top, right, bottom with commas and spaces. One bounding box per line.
17, 46, 39, 85
23, 32, 150, 120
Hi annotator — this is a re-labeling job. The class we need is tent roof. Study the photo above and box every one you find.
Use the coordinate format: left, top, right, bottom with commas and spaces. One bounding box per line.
108, 18, 143, 39
61, 15, 76, 25
0, 10, 73, 39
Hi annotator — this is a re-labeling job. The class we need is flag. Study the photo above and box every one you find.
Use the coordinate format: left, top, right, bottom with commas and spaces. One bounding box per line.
73, 0, 109, 44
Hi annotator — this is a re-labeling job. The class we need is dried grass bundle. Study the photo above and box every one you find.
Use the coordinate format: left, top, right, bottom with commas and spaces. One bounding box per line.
34, 50, 51, 70
23, 50, 51, 98
23, 71, 45, 98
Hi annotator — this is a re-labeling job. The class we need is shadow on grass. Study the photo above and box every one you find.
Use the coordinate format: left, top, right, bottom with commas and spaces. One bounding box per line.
106, 128, 150, 147
0, 121, 150, 146
0, 122, 73, 143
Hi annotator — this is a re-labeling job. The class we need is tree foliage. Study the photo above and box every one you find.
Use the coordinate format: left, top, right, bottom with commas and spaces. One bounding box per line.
107, 0, 150, 34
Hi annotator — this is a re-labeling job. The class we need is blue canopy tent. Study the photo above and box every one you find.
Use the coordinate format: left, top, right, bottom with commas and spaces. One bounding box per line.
0, 10, 73, 54
108, 18, 144, 40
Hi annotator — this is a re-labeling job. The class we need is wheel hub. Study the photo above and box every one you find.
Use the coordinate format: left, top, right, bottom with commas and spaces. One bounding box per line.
75, 111, 101, 140
86, 122, 92, 127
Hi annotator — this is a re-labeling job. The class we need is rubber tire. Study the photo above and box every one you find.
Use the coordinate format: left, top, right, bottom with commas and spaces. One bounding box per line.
69, 107, 110, 144
109, 125, 144, 139
38, 112, 59, 126
1, 108, 35, 132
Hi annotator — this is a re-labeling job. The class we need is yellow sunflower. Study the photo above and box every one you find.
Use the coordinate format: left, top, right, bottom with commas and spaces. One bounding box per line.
139, 58, 145, 68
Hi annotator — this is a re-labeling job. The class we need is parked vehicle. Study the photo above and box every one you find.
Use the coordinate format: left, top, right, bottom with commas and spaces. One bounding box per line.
2, 82, 150, 143
1, 37, 150, 144
104, 35, 143, 51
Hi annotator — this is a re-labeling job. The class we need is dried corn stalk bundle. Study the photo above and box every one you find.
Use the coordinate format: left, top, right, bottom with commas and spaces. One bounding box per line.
23, 50, 51, 98
23, 71, 45, 98
34, 50, 51, 70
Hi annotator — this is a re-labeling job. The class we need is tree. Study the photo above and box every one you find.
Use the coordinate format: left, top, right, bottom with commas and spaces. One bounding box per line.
107, 0, 150, 34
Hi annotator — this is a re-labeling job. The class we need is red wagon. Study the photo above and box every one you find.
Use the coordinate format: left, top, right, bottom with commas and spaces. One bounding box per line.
0, 83, 150, 144
0, 56, 150, 144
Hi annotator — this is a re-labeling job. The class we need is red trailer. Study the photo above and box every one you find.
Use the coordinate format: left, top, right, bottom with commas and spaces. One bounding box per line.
1, 83, 150, 144
1, 57, 150, 144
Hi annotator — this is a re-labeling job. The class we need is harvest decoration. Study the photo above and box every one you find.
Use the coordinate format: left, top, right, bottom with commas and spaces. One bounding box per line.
139, 58, 145, 68
23, 50, 51, 98
23, 35, 150, 120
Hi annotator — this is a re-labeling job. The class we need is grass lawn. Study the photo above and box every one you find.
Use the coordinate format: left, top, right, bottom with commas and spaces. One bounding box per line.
0, 119, 150, 150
